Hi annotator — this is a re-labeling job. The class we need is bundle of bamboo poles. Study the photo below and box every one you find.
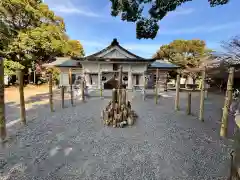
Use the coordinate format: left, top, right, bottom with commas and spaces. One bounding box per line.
101, 88, 137, 128
101, 66, 137, 128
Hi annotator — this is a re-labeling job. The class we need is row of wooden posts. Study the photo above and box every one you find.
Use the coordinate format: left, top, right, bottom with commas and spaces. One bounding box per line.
48, 69, 86, 112
0, 64, 236, 141
0, 67, 86, 142
172, 67, 236, 138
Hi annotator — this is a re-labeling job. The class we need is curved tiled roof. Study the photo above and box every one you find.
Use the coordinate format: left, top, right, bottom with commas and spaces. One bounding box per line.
150, 60, 179, 69
85, 38, 145, 60
42, 57, 82, 68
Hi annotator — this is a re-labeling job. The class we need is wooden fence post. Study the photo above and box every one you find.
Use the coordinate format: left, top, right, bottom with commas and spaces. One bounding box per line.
100, 72, 103, 97
175, 74, 180, 111
155, 69, 159, 104
199, 68, 206, 122
220, 67, 235, 137
0, 58, 6, 141
61, 86, 65, 108
143, 73, 146, 101
17, 69, 26, 125
69, 68, 74, 106
49, 73, 54, 112
187, 92, 191, 115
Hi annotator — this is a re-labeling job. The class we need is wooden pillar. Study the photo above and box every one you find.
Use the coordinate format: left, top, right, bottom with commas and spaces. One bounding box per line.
220, 67, 235, 137
98, 63, 103, 97
199, 68, 206, 122
164, 72, 168, 92
0, 58, 6, 141
100, 72, 103, 97
175, 74, 180, 111
128, 66, 132, 90
17, 69, 26, 124
49, 73, 54, 112
69, 68, 74, 106
143, 71, 146, 101
187, 92, 191, 115
61, 86, 64, 108
155, 69, 159, 104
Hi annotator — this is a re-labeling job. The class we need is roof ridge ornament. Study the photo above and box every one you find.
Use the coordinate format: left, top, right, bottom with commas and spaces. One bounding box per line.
111, 38, 119, 46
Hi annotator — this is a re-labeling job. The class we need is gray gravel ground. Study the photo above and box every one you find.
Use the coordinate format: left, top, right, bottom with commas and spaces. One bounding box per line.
0, 90, 233, 180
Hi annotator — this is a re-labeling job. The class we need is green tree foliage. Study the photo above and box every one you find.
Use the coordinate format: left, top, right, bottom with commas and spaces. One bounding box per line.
154, 39, 212, 68
154, 39, 212, 81
67, 40, 85, 58
109, 0, 229, 39
0, 0, 84, 75
45, 67, 60, 84
4, 59, 24, 75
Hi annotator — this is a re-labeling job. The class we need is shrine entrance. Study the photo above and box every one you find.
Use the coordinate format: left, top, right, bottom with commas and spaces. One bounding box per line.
103, 78, 127, 89
104, 78, 118, 89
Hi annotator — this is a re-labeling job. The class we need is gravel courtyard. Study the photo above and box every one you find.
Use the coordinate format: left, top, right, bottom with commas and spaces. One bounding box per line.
1, 90, 233, 180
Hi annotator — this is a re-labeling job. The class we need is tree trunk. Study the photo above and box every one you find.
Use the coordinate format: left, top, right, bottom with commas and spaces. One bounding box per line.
220, 67, 235, 137
0, 59, 6, 141
17, 69, 26, 125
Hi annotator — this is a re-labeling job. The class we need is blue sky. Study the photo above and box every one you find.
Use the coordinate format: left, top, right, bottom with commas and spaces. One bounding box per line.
44, 0, 240, 58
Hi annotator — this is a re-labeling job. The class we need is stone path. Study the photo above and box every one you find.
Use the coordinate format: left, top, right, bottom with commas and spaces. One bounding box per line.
0, 91, 233, 180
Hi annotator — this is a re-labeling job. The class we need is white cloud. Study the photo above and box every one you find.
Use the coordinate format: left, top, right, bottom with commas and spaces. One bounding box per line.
48, 1, 101, 17
160, 21, 240, 35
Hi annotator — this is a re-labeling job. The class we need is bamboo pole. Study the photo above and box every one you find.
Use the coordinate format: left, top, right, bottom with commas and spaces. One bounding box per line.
69, 68, 74, 106
175, 74, 180, 111
17, 69, 26, 125
199, 68, 206, 122
61, 86, 65, 108
187, 92, 191, 115
49, 73, 54, 112
118, 66, 123, 89
155, 69, 159, 104
118, 66, 123, 106
122, 89, 127, 105
220, 67, 235, 137
0, 58, 6, 141
112, 88, 117, 105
